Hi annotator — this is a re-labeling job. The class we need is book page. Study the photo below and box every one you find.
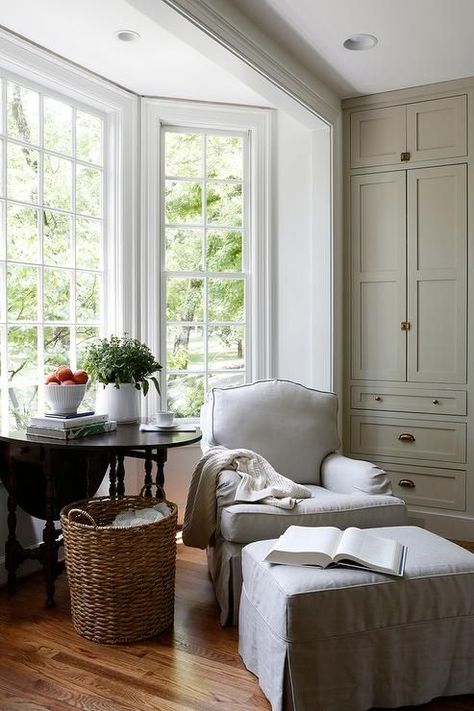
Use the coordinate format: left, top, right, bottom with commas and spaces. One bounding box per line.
264, 526, 342, 567
335, 528, 401, 573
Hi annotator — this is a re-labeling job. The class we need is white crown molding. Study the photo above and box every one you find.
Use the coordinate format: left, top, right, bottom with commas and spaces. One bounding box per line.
159, 0, 340, 124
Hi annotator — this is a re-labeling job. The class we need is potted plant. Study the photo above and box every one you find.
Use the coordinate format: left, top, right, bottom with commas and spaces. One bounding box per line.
84, 335, 162, 424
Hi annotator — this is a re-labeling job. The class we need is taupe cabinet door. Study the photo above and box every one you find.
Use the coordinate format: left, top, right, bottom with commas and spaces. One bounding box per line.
351, 172, 407, 380
351, 106, 406, 168
407, 164, 467, 383
406, 97, 467, 162
351, 165, 467, 384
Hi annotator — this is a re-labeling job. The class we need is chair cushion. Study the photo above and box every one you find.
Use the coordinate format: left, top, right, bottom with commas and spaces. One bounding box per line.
207, 379, 340, 484
220, 485, 407, 543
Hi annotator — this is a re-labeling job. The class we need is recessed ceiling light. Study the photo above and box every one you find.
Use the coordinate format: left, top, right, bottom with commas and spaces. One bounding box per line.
114, 29, 141, 43
343, 34, 378, 51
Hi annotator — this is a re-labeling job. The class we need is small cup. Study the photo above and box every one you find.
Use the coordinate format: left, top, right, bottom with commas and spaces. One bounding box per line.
154, 410, 174, 427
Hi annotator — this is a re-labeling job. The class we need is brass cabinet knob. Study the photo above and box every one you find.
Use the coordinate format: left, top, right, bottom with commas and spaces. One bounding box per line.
374, 395, 382, 401
398, 432, 415, 443
398, 478, 415, 488
432, 399, 439, 405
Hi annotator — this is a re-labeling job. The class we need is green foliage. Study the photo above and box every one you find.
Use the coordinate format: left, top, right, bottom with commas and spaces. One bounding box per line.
84, 335, 162, 395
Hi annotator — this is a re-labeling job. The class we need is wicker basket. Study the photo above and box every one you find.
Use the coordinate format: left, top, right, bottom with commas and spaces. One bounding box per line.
60, 490, 178, 644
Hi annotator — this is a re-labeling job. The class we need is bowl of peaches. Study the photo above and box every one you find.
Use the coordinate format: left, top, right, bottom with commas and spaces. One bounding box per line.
44, 366, 90, 414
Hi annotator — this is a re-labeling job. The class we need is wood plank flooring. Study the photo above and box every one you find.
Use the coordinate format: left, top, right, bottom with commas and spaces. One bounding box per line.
0, 541, 472, 711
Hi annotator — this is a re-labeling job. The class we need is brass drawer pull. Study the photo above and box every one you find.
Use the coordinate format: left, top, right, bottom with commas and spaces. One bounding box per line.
398, 432, 415, 443
398, 478, 415, 488
432, 399, 439, 405
374, 395, 382, 401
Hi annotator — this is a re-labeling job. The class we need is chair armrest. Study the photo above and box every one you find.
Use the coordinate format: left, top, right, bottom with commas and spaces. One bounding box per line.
321, 453, 393, 496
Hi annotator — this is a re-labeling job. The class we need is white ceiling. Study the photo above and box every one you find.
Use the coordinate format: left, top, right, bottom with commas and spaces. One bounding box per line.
0, 0, 268, 104
2, 0, 474, 102
233, 0, 474, 97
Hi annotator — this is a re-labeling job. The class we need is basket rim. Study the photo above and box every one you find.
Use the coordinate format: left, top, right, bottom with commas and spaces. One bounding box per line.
60, 495, 177, 530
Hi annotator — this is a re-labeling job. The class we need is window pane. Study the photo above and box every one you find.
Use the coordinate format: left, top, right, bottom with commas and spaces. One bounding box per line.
44, 154, 72, 210
7, 204, 39, 263
165, 181, 202, 225
76, 217, 102, 270
166, 278, 204, 322
165, 228, 202, 271
207, 230, 242, 272
76, 271, 101, 321
44, 97, 72, 155
76, 165, 102, 217
7, 326, 38, 381
43, 210, 72, 267
167, 325, 204, 371
7, 143, 39, 203
7, 265, 38, 320
208, 279, 244, 322
76, 272, 102, 321
76, 111, 102, 164
7, 83, 39, 145
206, 183, 242, 226
207, 135, 243, 180
165, 132, 202, 178
44, 268, 71, 321
9, 384, 38, 429
208, 326, 244, 370
76, 326, 99, 369
44, 326, 71, 371
167, 373, 204, 418
208, 372, 245, 390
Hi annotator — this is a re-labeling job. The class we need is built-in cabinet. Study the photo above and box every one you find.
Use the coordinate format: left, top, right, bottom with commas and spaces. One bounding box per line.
344, 87, 472, 536
350, 95, 467, 168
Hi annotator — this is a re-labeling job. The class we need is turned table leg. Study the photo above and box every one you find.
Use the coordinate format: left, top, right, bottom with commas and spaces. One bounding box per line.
155, 448, 167, 499
116, 454, 125, 496
42, 448, 59, 607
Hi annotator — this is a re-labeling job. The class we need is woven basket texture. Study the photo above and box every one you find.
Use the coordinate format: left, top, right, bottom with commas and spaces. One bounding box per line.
60, 495, 177, 644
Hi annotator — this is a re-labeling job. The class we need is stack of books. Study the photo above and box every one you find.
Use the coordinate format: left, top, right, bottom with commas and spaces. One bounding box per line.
27, 412, 117, 440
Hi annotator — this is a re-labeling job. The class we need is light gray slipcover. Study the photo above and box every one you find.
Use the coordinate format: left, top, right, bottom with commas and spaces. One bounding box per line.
239, 526, 474, 711
198, 379, 407, 624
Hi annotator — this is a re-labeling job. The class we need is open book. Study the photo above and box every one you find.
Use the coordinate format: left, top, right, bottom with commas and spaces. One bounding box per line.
264, 526, 407, 576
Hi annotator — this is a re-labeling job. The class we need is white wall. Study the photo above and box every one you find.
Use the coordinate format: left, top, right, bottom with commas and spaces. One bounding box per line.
275, 111, 314, 383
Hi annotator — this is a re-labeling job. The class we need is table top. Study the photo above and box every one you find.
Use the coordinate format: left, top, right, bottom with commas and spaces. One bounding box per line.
0, 423, 202, 451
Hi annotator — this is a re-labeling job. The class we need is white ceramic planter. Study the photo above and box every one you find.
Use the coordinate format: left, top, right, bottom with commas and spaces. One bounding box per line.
97, 383, 141, 424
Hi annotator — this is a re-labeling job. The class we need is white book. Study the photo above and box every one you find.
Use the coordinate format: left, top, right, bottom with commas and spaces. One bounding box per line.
264, 526, 407, 577
29, 412, 108, 429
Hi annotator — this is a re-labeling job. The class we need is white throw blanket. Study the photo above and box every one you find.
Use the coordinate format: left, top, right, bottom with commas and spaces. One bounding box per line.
182, 446, 311, 549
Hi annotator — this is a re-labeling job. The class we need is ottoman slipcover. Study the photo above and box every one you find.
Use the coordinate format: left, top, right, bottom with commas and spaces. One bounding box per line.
239, 526, 474, 711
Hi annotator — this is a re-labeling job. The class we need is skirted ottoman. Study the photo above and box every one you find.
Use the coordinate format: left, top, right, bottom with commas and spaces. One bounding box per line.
239, 526, 474, 711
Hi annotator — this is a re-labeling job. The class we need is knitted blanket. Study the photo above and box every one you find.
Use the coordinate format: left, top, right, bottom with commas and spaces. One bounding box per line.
182, 446, 311, 549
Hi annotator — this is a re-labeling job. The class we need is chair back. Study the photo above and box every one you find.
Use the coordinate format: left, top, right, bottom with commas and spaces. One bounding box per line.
200, 379, 340, 484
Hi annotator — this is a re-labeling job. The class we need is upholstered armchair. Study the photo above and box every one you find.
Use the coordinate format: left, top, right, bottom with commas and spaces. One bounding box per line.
198, 379, 407, 624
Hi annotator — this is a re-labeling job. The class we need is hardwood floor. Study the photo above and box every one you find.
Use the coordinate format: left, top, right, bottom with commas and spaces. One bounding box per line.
0, 542, 473, 711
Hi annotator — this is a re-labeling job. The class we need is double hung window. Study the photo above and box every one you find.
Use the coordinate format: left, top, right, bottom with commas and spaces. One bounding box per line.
162, 127, 249, 417
0, 76, 105, 426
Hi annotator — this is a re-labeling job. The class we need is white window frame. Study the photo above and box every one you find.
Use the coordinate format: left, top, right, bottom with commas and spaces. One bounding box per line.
0, 28, 138, 340
141, 98, 273, 416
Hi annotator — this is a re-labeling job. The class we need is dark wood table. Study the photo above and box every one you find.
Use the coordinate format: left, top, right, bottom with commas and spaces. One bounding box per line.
0, 425, 201, 606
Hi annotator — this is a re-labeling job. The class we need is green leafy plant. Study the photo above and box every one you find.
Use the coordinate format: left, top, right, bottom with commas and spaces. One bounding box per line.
84, 335, 162, 395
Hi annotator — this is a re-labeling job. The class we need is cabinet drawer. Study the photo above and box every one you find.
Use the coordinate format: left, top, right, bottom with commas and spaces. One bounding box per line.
380, 462, 465, 511
351, 416, 466, 463
351, 386, 467, 415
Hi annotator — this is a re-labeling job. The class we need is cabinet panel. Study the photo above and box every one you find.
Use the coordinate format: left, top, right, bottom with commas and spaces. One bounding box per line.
351, 386, 466, 415
407, 96, 467, 162
351, 415, 466, 463
407, 165, 466, 383
350, 106, 406, 168
381, 462, 465, 511
351, 172, 406, 381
